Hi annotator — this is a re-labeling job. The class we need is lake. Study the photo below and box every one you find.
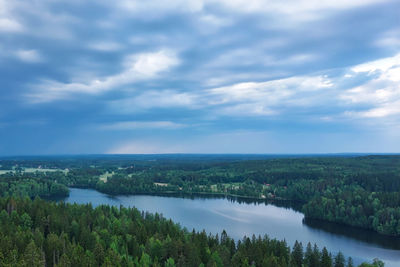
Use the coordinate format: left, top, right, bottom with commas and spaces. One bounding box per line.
61, 188, 400, 266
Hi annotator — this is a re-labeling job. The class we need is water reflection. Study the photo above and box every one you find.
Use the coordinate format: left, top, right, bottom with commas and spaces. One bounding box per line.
123, 191, 304, 211
303, 218, 400, 250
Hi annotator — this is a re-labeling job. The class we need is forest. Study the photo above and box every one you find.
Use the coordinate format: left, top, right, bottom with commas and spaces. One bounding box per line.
0, 196, 384, 267
1, 155, 400, 238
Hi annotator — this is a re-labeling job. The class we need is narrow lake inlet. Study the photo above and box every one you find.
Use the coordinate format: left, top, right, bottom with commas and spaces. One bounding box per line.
61, 188, 400, 267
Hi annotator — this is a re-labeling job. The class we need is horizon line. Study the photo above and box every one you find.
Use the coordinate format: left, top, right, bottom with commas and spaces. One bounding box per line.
1, 152, 400, 158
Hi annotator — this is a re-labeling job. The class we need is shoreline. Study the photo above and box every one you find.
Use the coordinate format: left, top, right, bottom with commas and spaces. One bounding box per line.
66, 186, 400, 239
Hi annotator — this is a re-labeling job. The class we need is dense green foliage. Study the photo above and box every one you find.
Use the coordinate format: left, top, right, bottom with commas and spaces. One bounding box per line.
0, 172, 68, 198
1, 155, 400, 236
0, 197, 383, 267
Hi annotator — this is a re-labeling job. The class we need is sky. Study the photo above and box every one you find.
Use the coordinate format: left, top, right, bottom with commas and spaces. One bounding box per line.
0, 0, 399, 155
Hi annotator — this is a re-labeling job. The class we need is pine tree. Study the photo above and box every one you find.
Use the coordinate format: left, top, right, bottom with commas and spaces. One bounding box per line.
334, 252, 345, 267
291, 241, 303, 267
346, 257, 354, 267
321, 247, 332, 267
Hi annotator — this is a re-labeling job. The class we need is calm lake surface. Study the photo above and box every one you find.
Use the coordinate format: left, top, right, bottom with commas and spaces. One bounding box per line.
62, 188, 400, 267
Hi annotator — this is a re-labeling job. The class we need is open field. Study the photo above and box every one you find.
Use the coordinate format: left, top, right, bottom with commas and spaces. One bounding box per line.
99, 171, 114, 183
23, 168, 69, 173
0, 168, 69, 175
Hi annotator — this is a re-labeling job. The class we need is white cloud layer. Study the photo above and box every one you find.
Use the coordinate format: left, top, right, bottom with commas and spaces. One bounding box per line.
15, 49, 42, 63
105, 52, 400, 125
88, 42, 123, 52
110, 90, 198, 113
374, 29, 400, 49
341, 53, 400, 118
25, 50, 179, 103
103, 0, 390, 24
110, 74, 333, 116
107, 140, 184, 154
99, 120, 186, 130
0, 0, 23, 32
211, 0, 387, 14
0, 17, 23, 32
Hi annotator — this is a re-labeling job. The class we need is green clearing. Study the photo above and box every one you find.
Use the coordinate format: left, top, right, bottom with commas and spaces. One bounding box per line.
0, 168, 68, 174
99, 171, 114, 183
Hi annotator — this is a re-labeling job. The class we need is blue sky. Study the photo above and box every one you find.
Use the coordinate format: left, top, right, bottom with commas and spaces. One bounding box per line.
0, 0, 399, 155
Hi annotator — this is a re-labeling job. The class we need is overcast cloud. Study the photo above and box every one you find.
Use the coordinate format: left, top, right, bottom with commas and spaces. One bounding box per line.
0, 0, 399, 154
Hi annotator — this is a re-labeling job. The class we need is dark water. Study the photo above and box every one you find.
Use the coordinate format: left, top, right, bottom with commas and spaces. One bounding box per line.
62, 188, 400, 266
